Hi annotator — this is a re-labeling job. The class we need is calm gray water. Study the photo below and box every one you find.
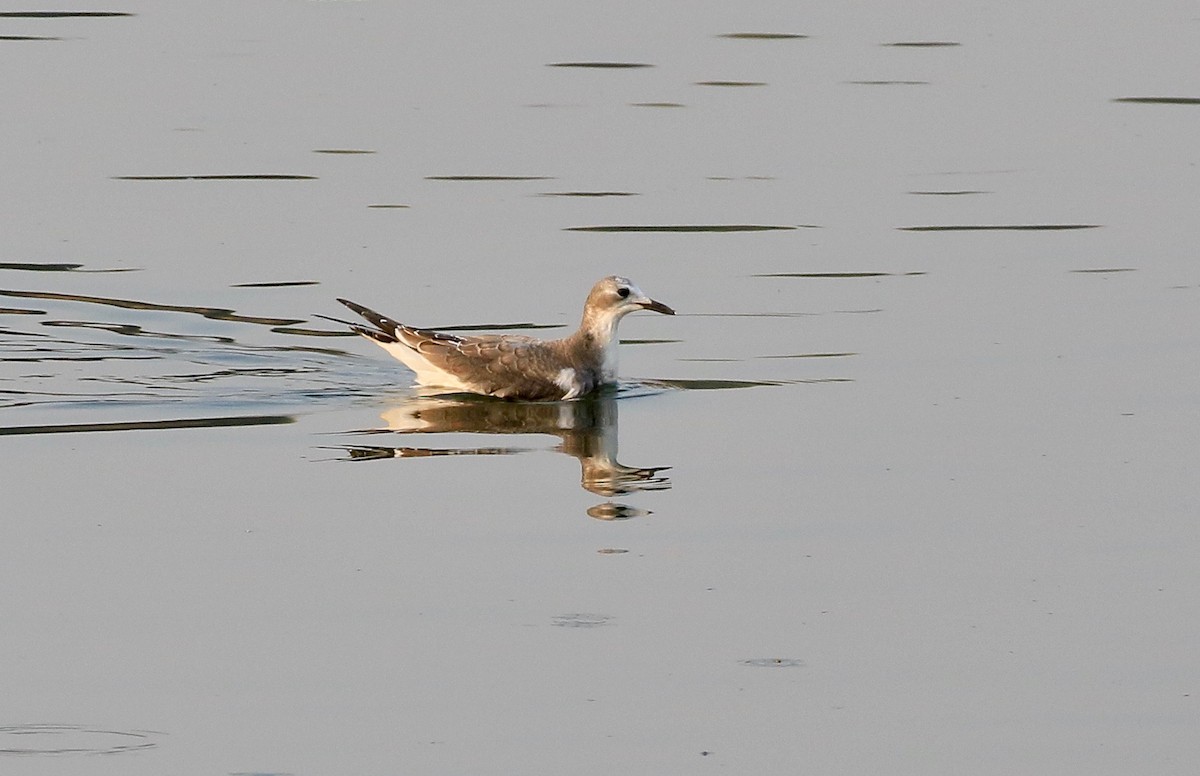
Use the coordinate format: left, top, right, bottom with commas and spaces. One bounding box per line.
3, 3, 1198, 774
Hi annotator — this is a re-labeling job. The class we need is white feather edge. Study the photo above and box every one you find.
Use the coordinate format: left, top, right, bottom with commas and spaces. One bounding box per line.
372, 339, 475, 392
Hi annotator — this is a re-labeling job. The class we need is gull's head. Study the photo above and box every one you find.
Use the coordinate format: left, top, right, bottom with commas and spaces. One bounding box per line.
584, 276, 675, 326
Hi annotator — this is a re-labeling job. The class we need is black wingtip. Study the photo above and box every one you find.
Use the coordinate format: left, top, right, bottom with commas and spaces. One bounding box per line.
350, 324, 397, 344
338, 297, 369, 315
337, 298, 403, 342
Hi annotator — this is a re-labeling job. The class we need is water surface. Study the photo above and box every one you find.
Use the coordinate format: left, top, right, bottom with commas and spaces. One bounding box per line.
3, 3, 1198, 775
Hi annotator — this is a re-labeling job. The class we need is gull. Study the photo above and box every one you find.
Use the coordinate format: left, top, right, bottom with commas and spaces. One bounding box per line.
338, 275, 674, 401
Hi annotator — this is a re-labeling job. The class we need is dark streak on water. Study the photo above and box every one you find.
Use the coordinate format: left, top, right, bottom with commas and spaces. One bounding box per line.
1, 352, 156, 363
0, 35, 61, 40
312, 149, 375, 154
0, 288, 305, 326
425, 175, 553, 181
899, 224, 1101, 232
0, 262, 137, 273
566, 224, 797, 233
758, 352, 857, 359
0, 307, 45, 315
719, 32, 808, 40
1, 262, 83, 272
42, 320, 235, 343
0, 414, 294, 437
846, 80, 930, 86
538, 191, 639, 198
547, 62, 653, 69
114, 174, 317, 181
883, 41, 961, 47
630, 102, 685, 108
271, 326, 354, 337
1112, 97, 1200, 105
0, 11, 133, 16
693, 310, 881, 317
695, 81, 766, 87
908, 190, 990, 196
367, 204, 411, 208
755, 272, 926, 278
230, 281, 319, 288
1070, 268, 1137, 274
643, 378, 786, 390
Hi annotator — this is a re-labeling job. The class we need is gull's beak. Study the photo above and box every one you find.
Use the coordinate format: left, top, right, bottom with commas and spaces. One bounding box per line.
639, 297, 675, 315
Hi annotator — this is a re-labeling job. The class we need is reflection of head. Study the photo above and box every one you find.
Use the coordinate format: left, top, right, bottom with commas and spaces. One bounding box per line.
587, 503, 651, 520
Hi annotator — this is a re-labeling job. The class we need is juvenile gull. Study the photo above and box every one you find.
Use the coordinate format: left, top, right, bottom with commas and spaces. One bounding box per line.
338, 275, 674, 401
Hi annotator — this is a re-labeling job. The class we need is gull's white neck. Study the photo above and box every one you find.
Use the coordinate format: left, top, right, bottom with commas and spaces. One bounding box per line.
572, 306, 628, 381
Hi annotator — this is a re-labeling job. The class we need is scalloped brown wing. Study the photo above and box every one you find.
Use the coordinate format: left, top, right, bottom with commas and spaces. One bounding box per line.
399, 329, 571, 399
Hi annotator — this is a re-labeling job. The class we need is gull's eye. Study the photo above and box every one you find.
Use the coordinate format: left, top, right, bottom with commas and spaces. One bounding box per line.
616, 287, 630, 299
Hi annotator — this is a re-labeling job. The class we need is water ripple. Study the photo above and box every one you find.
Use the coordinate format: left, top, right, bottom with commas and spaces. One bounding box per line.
547, 62, 652, 69
0, 415, 294, 437
899, 224, 1101, 232
566, 224, 796, 233
114, 174, 316, 181
0, 724, 159, 756
718, 32, 807, 40
0, 288, 304, 326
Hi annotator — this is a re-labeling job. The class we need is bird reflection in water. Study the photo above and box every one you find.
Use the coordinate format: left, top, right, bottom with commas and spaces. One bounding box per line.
338, 389, 669, 518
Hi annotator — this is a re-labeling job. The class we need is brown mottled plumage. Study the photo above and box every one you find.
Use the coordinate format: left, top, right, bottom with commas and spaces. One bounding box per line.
339, 276, 674, 401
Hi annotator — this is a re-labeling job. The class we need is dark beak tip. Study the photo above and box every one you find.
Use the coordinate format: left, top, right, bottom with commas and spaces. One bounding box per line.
644, 299, 675, 315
